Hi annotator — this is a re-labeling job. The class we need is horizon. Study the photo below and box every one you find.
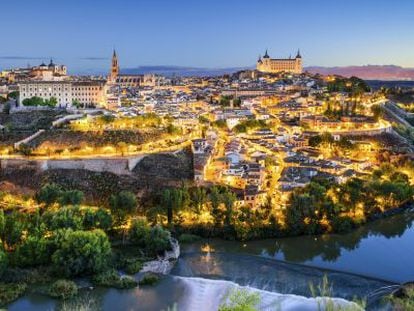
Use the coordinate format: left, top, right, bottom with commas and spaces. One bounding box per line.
1, 0, 414, 73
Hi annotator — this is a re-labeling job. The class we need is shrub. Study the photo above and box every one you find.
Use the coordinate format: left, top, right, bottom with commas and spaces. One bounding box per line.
128, 218, 150, 248
178, 234, 201, 244
92, 269, 137, 289
48, 279, 78, 300
83, 208, 112, 232
36, 183, 62, 206
13, 236, 52, 267
125, 260, 143, 274
138, 273, 159, 286
0, 248, 7, 278
58, 190, 84, 206
147, 226, 171, 256
92, 269, 119, 287
117, 276, 138, 289
52, 229, 111, 277
0, 282, 27, 307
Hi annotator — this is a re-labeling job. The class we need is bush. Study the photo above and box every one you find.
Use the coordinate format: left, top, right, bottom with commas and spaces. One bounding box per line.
117, 276, 138, 289
138, 273, 159, 286
92, 269, 137, 289
43, 206, 84, 231
0, 282, 27, 307
52, 229, 111, 277
128, 218, 150, 248
147, 226, 171, 256
92, 269, 120, 287
178, 234, 201, 244
58, 190, 84, 206
83, 208, 112, 232
125, 260, 143, 274
0, 248, 7, 278
36, 183, 62, 206
48, 279, 78, 300
13, 236, 52, 267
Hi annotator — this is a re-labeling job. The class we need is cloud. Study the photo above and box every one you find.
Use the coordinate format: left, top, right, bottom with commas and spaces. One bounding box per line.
0, 56, 46, 60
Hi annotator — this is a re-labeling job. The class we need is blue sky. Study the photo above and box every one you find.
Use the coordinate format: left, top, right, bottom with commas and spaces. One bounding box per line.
1, 0, 413, 73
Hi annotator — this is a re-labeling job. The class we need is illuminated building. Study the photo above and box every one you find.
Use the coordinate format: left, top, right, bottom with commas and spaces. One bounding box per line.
257, 49, 302, 74
19, 79, 107, 107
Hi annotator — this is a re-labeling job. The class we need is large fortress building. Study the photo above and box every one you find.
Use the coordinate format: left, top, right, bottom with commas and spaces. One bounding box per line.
256, 49, 302, 74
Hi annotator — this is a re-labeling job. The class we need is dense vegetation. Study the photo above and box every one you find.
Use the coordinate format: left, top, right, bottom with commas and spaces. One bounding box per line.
22, 96, 57, 107
327, 76, 370, 96
0, 185, 172, 307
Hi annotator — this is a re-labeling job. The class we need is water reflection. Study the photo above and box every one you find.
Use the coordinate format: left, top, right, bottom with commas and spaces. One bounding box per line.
183, 212, 414, 282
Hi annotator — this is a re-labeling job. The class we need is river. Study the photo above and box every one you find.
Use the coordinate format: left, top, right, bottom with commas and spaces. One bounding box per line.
8, 210, 414, 311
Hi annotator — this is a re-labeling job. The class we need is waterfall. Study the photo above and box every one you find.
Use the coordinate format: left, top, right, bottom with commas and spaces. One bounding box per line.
141, 238, 180, 274
176, 276, 363, 311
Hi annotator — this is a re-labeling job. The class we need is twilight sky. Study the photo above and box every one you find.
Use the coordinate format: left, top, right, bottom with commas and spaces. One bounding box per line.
1, 0, 413, 73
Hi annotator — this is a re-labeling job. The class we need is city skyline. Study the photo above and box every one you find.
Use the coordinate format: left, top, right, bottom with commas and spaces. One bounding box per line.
1, 0, 414, 73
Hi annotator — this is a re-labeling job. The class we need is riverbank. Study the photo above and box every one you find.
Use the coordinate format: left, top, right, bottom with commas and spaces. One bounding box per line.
175, 201, 414, 242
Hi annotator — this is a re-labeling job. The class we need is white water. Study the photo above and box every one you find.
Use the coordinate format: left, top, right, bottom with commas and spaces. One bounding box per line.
141, 238, 180, 274
176, 276, 363, 311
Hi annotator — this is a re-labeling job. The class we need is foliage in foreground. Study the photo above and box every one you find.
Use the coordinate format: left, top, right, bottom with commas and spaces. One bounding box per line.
218, 288, 261, 311
48, 279, 78, 300
390, 286, 414, 311
0, 282, 27, 307
92, 269, 137, 289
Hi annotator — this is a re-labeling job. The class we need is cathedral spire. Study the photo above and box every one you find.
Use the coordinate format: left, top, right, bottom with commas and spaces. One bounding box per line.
263, 49, 269, 58
296, 49, 302, 58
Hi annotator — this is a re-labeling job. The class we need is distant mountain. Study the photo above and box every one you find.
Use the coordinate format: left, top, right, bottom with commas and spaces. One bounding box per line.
121, 65, 251, 77
305, 65, 414, 81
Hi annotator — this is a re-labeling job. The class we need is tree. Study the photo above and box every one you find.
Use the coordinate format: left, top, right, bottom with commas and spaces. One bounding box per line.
59, 190, 84, 206
7, 91, 19, 100
209, 186, 223, 225
83, 208, 112, 232
147, 226, 171, 255
128, 218, 151, 249
222, 190, 237, 226
2, 212, 25, 249
43, 206, 84, 231
36, 183, 62, 206
371, 104, 383, 121
160, 188, 186, 225
0, 247, 6, 278
22, 96, 44, 106
190, 187, 207, 214
109, 191, 137, 226
13, 236, 52, 267
52, 229, 111, 277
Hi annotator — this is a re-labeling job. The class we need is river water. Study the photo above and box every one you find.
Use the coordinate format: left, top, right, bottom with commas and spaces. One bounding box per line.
8, 211, 414, 311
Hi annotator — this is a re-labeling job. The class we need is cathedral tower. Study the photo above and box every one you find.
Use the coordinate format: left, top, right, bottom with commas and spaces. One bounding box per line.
110, 49, 119, 83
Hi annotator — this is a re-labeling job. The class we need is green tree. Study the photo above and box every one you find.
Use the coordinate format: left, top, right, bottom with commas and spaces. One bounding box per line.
147, 226, 171, 255
0, 246, 7, 278
190, 187, 207, 214
59, 190, 84, 206
209, 186, 223, 225
222, 190, 237, 226
36, 183, 62, 206
83, 208, 112, 232
128, 218, 151, 249
52, 229, 111, 277
13, 236, 52, 267
109, 191, 137, 226
2, 212, 25, 249
43, 206, 83, 231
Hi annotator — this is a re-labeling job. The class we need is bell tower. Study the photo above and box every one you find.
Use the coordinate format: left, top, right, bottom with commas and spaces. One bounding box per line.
110, 49, 119, 83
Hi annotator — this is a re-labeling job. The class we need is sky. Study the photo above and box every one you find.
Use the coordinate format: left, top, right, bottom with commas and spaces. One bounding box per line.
1, 0, 414, 73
